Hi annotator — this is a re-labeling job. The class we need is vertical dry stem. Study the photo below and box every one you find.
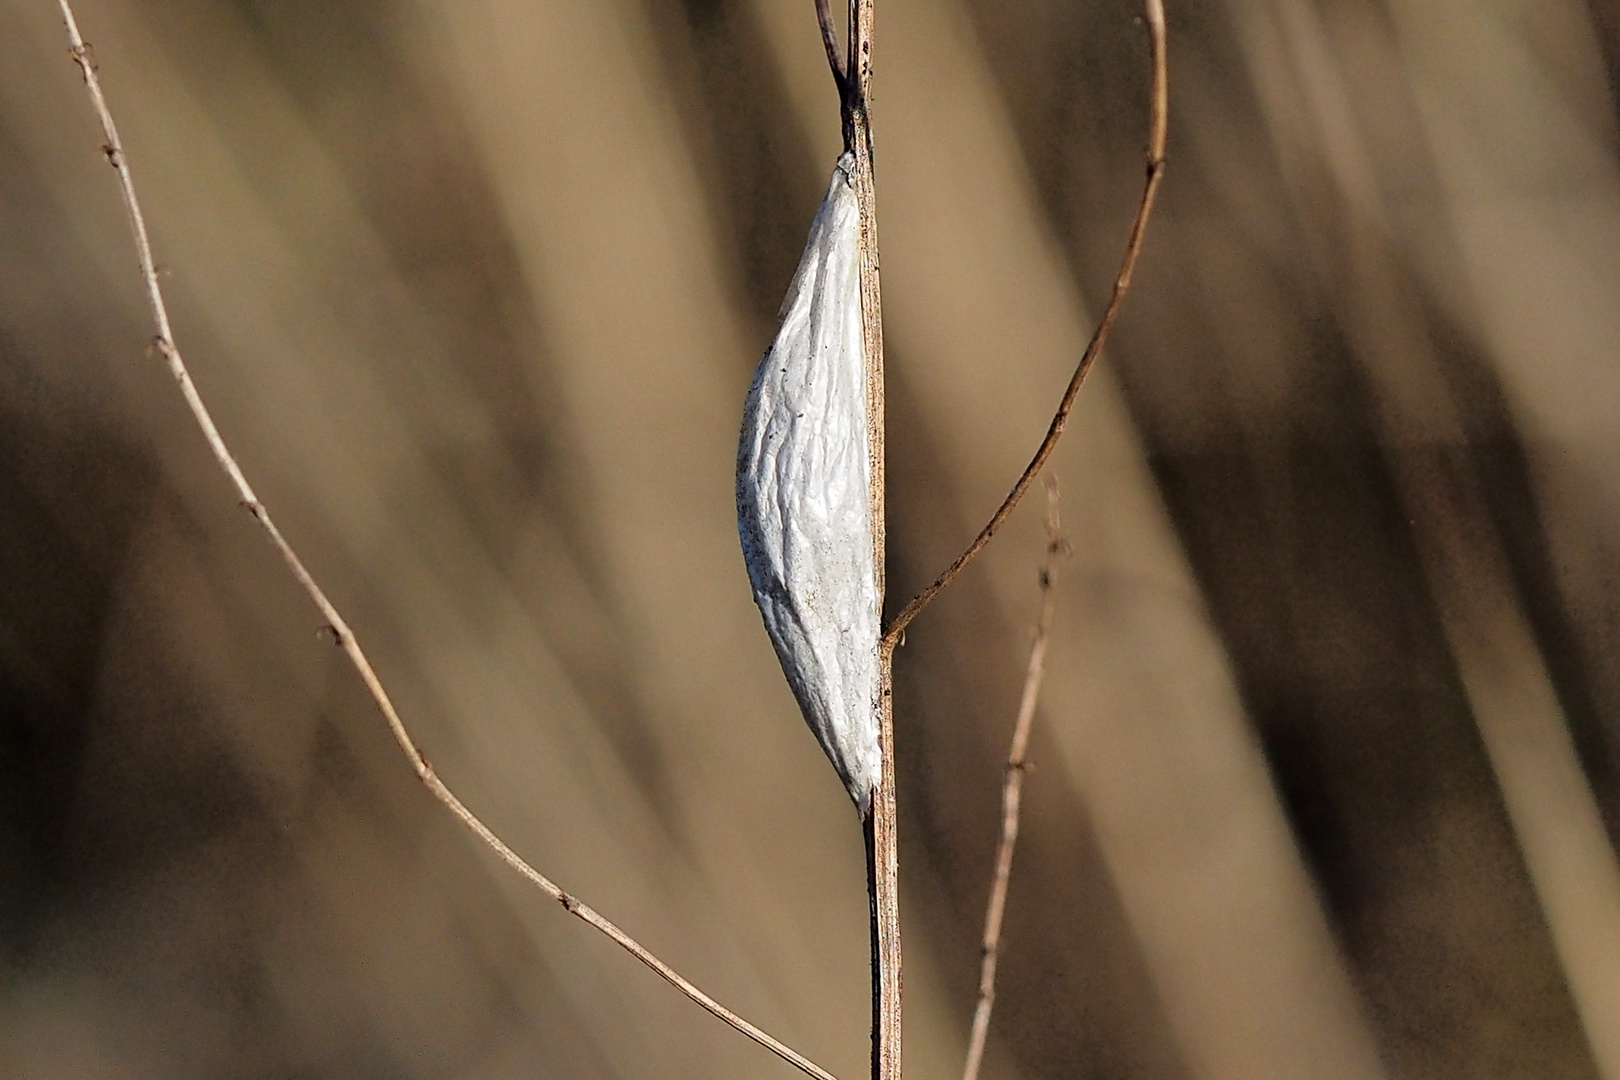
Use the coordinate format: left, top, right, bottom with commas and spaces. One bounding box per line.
830, 0, 900, 1077
851, 5, 1165, 1074
961, 479, 1066, 1080
882, 0, 1167, 648
54, 4, 836, 1078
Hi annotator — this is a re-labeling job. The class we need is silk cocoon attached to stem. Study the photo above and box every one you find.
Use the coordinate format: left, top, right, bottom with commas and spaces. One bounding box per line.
737, 153, 882, 814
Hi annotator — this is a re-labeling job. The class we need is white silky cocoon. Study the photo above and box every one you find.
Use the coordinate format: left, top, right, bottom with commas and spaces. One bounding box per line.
737, 153, 882, 814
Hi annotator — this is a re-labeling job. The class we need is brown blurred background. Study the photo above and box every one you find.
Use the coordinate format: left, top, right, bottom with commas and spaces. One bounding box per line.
3, 0, 1620, 1077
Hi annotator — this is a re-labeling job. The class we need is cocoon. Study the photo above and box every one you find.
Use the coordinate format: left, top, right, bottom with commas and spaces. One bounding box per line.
737, 153, 882, 814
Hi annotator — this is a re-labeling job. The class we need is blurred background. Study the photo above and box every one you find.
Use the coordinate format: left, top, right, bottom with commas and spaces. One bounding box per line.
3, 0, 1620, 1077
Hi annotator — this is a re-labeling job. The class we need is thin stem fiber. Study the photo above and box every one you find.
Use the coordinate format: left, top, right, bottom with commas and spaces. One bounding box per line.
961, 478, 1067, 1080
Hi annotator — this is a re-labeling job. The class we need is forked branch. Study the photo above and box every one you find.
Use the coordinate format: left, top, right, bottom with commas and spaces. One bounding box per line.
961, 478, 1067, 1080
882, 0, 1167, 648
54, 4, 835, 1078
814, 0, 849, 95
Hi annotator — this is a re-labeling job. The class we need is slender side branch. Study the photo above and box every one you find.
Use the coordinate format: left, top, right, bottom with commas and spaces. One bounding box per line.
960, 479, 1067, 1080
815, 0, 848, 93
55, 6, 835, 1079
882, 0, 1167, 648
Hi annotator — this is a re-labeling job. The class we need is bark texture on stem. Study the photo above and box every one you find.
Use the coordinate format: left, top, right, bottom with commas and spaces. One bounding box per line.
835, 0, 899, 1077
55, 4, 835, 1077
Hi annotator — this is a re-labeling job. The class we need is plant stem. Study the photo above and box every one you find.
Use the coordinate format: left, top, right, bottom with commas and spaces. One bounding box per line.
882, 0, 1168, 650
55, 4, 836, 1077
814, 0, 848, 93
831, 0, 899, 1076
961, 479, 1066, 1080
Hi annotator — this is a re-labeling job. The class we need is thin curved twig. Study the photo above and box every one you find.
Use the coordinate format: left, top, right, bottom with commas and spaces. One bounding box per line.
882, 0, 1167, 649
814, 0, 848, 94
55, 5, 835, 1078
961, 477, 1066, 1080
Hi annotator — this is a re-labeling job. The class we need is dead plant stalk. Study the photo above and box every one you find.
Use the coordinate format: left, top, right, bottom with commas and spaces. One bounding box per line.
824, 0, 1166, 1076
961, 478, 1067, 1080
53, 3, 834, 1078
834, 0, 901, 1077
56, 0, 1166, 1072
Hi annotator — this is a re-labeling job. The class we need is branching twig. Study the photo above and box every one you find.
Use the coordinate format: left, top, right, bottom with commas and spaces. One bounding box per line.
814, 0, 848, 94
961, 478, 1067, 1080
882, 0, 1167, 649
54, 5, 836, 1078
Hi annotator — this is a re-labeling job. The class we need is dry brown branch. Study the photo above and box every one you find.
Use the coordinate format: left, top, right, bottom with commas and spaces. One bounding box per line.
834, 0, 901, 1077
882, 0, 1167, 649
815, 0, 848, 91
961, 478, 1067, 1080
54, 4, 835, 1078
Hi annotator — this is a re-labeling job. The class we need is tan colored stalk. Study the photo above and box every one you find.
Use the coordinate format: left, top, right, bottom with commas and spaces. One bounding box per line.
882, 0, 1168, 650
814, 0, 897, 1074
55, 4, 835, 1078
821, 0, 900, 1077
961, 478, 1066, 1080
